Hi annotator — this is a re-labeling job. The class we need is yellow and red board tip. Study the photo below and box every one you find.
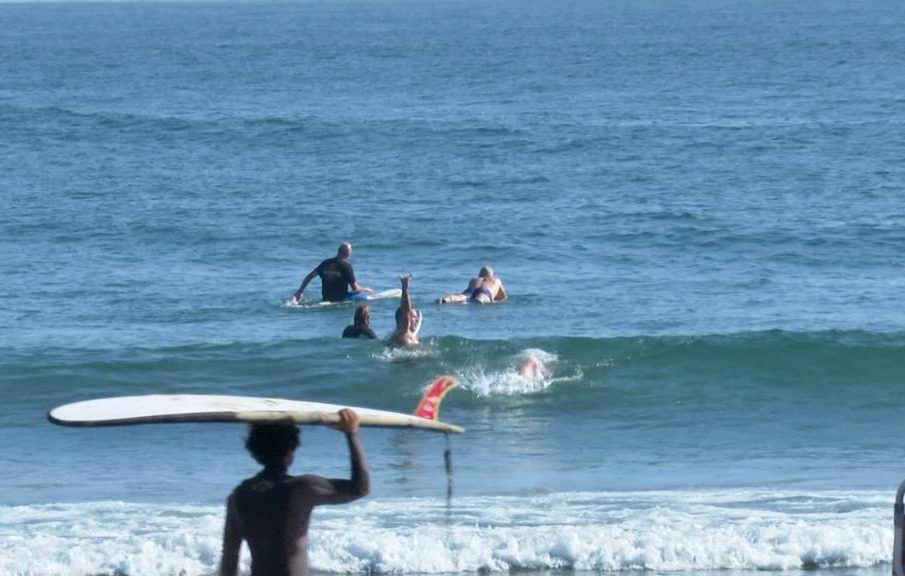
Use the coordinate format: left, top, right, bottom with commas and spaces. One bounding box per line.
415, 376, 457, 421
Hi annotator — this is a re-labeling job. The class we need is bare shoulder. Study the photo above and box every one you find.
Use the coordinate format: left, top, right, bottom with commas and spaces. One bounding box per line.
289, 474, 331, 488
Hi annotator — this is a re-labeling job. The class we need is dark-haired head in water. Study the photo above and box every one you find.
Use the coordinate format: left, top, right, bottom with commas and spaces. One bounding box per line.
342, 304, 377, 339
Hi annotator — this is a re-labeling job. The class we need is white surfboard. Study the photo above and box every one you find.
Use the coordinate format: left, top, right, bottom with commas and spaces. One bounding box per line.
285, 288, 402, 309
47, 393, 464, 434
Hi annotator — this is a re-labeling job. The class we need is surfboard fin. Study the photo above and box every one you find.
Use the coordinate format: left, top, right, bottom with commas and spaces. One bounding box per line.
413, 376, 459, 506
415, 376, 457, 421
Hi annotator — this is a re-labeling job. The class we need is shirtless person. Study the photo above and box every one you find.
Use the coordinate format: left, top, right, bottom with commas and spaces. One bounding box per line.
219, 409, 369, 576
519, 356, 550, 380
293, 243, 372, 303
437, 266, 507, 304
387, 274, 421, 347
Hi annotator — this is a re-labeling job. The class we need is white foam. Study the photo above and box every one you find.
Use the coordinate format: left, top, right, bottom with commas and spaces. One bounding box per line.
457, 349, 581, 396
373, 340, 439, 361
0, 502, 235, 576
0, 490, 892, 576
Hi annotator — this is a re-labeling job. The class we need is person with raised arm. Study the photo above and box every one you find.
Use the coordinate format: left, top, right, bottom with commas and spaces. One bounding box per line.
219, 409, 369, 576
387, 274, 421, 347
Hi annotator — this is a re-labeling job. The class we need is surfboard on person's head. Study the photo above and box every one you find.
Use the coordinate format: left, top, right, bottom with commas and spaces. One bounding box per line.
47, 379, 463, 434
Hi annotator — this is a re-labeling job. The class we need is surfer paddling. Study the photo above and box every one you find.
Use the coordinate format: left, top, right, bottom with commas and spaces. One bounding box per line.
437, 266, 507, 304
388, 274, 421, 347
519, 356, 550, 380
293, 242, 372, 303
219, 409, 369, 576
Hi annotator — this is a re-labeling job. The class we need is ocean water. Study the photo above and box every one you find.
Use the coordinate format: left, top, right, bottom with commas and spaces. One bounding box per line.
2, 0, 905, 574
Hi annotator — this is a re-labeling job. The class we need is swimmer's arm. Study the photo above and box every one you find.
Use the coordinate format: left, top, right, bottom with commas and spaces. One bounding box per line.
345, 264, 372, 294
294, 268, 319, 300
219, 495, 242, 576
400, 275, 413, 317
495, 282, 508, 302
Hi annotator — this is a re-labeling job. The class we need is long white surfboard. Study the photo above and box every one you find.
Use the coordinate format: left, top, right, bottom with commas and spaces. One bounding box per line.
48, 392, 464, 434
284, 288, 402, 309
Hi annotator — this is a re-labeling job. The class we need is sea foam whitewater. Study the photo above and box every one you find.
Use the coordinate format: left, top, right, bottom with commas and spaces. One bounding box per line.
2, 0, 905, 574
0, 491, 893, 576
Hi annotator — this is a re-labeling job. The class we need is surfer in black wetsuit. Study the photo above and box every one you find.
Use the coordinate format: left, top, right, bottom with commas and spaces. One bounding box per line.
342, 305, 377, 339
293, 243, 372, 303
436, 266, 508, 304
219, 409, 369, 576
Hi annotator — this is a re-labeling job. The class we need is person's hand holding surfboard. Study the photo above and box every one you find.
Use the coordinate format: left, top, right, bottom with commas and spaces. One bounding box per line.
327, 408, 360, 434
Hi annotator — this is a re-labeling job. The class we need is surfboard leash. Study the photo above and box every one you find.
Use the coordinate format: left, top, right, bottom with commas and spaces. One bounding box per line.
444, 432, 454, 505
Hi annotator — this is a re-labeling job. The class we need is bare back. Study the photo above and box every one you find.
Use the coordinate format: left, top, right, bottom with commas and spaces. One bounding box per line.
467, 276, 505, 303
220, 435, 368, 576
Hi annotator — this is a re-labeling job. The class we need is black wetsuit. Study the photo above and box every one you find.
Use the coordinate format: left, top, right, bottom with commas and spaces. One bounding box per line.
342, 325, 377, 339
314, 257, 356, 302
221, 434, 369, 576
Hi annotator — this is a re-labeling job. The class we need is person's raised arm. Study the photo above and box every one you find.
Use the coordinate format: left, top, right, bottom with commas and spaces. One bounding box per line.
301, 409, 369, 504
400, 274, 413, 317
495, 280, 508, 302
336, 408, 369, 496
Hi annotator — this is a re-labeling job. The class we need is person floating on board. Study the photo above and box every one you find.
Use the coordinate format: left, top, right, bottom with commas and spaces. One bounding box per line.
342, 305, 377, 339
219, 409, 369, 576
388, 274, 421, 347
436, 266, 508, 304
293, 242, 372, 303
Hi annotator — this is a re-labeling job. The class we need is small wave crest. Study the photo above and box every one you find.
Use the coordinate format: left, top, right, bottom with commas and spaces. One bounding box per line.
455, 348, 581, 397
373, 341, 440, 362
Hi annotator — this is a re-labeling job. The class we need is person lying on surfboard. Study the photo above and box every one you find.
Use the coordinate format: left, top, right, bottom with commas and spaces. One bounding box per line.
436, 265, 508, 304
219, 408, 369, 576
388, 274, 421, 347
293, 242, 373, 303
342, 304, 378, 339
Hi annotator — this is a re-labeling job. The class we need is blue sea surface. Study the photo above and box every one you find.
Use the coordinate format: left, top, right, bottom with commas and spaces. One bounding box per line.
2, 0, 905, 574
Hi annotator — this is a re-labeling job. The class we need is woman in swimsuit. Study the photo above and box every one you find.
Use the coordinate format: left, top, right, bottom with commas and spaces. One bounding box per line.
437, 266, 508, 304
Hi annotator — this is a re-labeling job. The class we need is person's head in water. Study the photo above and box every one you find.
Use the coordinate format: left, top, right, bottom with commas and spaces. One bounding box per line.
353, 304, 370, 328
337, 242, 352, 259
246, 424, 300, 467
478, 265, 493, 278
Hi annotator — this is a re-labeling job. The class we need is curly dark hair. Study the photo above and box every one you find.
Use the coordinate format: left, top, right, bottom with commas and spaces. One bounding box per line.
245, 424, 300, 466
